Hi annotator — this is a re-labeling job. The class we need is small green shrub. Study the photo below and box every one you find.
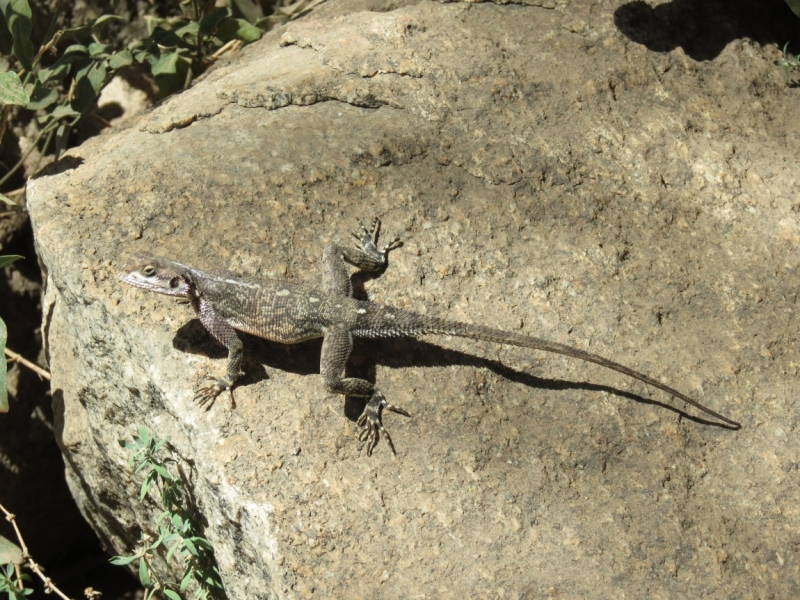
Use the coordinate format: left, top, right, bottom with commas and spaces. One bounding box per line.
113, 426, 224, 600
0, 0, 273, 194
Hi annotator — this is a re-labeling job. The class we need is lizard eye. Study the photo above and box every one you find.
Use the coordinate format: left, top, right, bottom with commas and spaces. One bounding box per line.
142, 265, 157, 277
169, 277, 181, 289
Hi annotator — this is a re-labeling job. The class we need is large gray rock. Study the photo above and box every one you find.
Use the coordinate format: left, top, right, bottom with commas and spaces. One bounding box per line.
27, 0, 799, 597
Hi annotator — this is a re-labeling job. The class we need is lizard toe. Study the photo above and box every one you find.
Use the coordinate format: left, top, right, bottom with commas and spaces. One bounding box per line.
355, 390, 409, 455
194, 376, 234, 410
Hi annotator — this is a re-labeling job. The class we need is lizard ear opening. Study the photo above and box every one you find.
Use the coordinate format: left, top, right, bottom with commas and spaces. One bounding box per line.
169, 276, 182, 289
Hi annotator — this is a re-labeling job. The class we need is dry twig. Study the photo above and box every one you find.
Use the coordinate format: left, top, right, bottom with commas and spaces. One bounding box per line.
4, 348, 51, 381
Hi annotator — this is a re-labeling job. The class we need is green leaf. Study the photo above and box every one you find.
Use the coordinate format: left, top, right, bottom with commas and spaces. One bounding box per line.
0, 193, 17, 205
179, 566, 193, 592
174, 20, 199, 42
92, 14, 125, 32
140, 474, 154, 499
0, 535, 22, 564
151, 26, 184, 48
182, 537, 198, 556
786, 0, 800, 19
138, 558, 151, 587
231, 0, 263, 24
216, 17, 262, 44
108, 49, 133, 71
38, 44, 90, 84
165, 541, 180, 563
191, 536, 212, 549
26, 84, 58, 110
163, 590, 181, 600
37, 62, 69, 84
70, 57, 108, 114
178, 0, 195, 19
54, 121, 71, 158
38, 104, 79, 127
151, 49, 191, 98
88, 42, 111, 58
0, 71, 28, 106
0, 255, 22, 269
109, 554, 139, 566
0, 0, 34, 71
153, 464, 172, 479
1, 317, 9, 413
199, 7, 230, 36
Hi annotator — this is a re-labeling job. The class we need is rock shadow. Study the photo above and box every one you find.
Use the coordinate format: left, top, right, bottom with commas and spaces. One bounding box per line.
614, 0, 800, 61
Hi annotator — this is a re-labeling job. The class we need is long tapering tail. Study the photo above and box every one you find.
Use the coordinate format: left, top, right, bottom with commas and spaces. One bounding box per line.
355, 304, 741, 429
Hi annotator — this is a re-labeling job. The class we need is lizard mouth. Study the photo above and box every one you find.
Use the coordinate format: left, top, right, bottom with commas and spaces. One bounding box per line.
119, 271, 186, 297
119, 271, 155, 290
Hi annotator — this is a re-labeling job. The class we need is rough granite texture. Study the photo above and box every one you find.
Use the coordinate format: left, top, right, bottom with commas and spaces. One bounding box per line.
26, 0, 799, 598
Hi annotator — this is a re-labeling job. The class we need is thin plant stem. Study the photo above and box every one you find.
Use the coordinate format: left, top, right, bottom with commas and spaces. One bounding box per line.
4, 347, 51, 381
0, 118, 61, 189
29, 127, 55, 176
38, 0, 65, 65
0, 502, 73, 600
0, 130, 45, 188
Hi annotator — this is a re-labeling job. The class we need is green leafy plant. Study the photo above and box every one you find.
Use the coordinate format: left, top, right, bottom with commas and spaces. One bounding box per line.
775, 42, 800, 84
0, 0, 271, 194
112, 426, 224, 600
0, 6, 133, 188
130, 3, 262, 97
0, 254, 23, 413
0, 561, 31, 600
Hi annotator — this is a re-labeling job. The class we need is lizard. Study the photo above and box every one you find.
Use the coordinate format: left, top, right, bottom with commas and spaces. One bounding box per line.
119, 218, 741, 455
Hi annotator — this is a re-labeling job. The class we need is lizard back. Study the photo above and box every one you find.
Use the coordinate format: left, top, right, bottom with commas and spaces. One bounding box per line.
194, 271, 327, 344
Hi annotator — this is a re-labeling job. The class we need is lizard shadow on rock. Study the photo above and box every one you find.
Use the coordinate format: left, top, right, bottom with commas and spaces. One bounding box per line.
614, 0, 800, 61
173, 319, 321, 385
347, 339, 735, 429
173, 320, 733, 430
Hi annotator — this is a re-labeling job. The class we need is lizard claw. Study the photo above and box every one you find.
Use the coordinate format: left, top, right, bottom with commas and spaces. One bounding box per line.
194, 376, 236, 410
381, 236, 402, 255
356, 390, 410, 456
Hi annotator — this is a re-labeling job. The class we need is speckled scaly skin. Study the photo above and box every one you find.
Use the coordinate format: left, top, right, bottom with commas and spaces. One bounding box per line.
119, 219, 740, 455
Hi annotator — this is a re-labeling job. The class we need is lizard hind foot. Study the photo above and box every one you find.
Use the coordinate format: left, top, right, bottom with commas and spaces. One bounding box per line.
194, 376, 236, 410
356, 390, 411, 456
351, 218, 402, 263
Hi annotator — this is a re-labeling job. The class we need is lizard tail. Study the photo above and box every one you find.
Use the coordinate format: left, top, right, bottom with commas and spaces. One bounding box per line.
356, 306, 741, 429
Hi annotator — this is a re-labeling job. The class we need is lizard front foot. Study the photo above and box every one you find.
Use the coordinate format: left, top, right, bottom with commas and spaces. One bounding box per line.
194, 376, 236, 410
356, 390, 410, 456
351, 217, 402, 263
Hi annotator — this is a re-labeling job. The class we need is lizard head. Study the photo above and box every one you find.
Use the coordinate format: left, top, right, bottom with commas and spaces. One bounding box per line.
119, 252, 194, 298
